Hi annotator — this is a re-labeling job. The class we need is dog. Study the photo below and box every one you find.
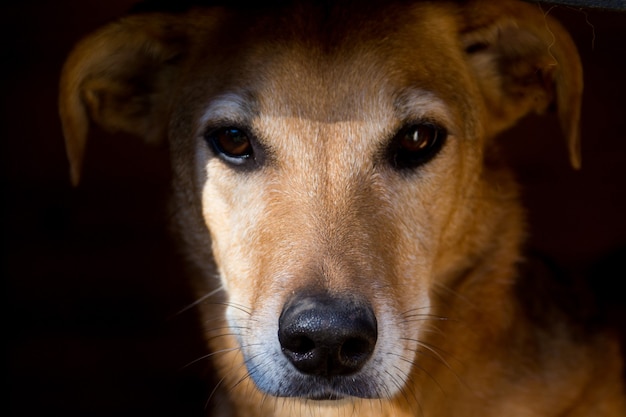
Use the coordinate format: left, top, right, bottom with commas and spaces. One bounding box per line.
59, 0, 626, 415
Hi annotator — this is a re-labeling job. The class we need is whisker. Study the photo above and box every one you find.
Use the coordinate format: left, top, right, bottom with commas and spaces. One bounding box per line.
203, 343, 266, 411
204, 324, 250, 336
400, 306, 431, 313
389, 365, 424, 416
174, 286, 225, 316
432, 282, 477, 310
209, 300, 253, 316
412, 362, 446, 396
205, 371, 230, 411
229, 349, 267, 391
399, 337, 455, 370
415, 341, 454, 371
258, 385, 275, 414
401, 313, 452, 322
180, 346, 240, 370
384, 368, 411, 405
385, 347, 448, 396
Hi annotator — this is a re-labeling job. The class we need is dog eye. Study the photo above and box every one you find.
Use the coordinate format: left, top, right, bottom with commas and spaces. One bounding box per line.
205, 127, 254, 164
389, 123, 447, 170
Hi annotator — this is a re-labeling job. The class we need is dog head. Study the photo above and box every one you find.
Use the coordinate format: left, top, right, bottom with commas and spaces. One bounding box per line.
60, 0, 581, 408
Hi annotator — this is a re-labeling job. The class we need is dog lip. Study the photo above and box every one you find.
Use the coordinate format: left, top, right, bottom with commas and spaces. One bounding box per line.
306, 391, 345, 401
266, 373, 382, 400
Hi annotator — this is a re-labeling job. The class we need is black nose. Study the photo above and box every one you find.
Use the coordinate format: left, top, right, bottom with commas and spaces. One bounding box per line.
278, 294, 377, 377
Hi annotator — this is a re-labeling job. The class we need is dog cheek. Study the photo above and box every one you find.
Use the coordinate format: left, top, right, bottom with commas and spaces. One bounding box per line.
200, 167, 267, 297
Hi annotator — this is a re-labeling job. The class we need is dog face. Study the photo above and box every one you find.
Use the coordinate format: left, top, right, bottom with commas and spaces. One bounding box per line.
60, 0, 584, 414
183, 8, 494, 399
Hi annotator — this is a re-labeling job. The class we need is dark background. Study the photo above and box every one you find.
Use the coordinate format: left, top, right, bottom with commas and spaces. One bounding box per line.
3, 2, 626, 416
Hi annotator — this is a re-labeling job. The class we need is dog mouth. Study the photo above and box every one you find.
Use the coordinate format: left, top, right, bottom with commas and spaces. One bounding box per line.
305, 391, 346, 401
270, 375, 377, 400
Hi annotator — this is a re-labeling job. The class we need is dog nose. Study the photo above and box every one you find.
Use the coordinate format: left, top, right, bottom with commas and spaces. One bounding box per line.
278, 294, 377, 377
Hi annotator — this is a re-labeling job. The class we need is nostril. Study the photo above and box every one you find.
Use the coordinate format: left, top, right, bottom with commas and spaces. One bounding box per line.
285, 335, 316, 355
340, 337, 374, 366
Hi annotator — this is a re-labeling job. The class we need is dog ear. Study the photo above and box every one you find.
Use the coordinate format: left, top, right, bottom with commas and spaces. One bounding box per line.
59, 14, 188, 185
460, 1, 583, 168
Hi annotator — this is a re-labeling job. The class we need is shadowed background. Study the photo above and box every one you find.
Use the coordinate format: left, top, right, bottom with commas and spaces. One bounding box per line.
3, 1, 626, 416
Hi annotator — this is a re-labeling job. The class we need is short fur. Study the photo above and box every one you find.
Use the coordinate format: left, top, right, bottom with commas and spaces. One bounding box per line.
59, 1, 625, 416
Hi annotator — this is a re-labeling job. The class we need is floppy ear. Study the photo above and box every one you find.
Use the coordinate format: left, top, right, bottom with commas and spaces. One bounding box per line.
59, 14, 188, 185
460, 1, 583, 168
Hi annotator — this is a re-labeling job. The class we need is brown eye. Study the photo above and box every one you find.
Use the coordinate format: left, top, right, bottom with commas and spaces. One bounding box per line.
206, 127, 254, 164
389, 123, 446, 170
398, 124, 435, 152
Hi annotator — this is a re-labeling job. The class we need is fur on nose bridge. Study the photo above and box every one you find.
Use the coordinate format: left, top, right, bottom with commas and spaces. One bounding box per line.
258, 203, 392, 294
274, 160, 382, 231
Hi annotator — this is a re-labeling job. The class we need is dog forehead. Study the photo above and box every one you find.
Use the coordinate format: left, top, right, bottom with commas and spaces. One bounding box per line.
187, 1, 472, 121
186, 4, 473, 150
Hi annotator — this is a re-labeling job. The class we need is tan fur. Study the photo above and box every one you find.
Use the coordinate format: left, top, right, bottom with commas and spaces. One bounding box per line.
59, 1, 624, 416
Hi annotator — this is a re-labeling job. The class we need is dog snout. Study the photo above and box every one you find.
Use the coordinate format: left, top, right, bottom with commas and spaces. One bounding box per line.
278, 294, 377, 377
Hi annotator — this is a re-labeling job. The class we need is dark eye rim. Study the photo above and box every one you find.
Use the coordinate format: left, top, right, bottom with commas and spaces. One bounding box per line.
387, 122, 448, 170
204, 126, 259, 167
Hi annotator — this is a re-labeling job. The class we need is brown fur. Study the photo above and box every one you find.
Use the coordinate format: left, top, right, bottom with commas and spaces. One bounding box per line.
59, 1, 624, 416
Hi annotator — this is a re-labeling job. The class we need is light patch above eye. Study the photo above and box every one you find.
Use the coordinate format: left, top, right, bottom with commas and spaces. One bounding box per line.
196, 92, 257, 137
394, 89, 457, 134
